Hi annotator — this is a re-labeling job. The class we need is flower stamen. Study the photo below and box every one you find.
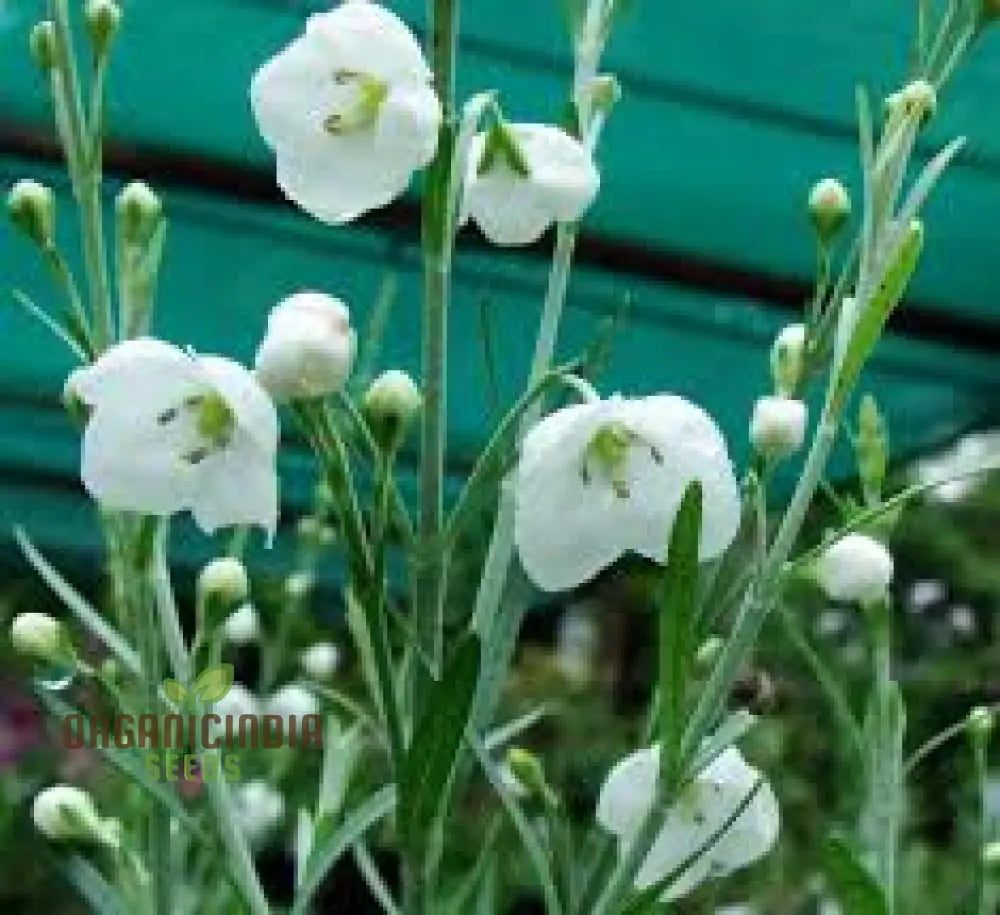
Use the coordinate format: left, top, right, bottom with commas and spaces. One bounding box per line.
322, 70, 388, 136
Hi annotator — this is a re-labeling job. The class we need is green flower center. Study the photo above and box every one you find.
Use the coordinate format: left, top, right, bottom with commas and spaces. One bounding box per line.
323, 70, 389, 136
581, 422, 662, 499
158, 392, 236, 465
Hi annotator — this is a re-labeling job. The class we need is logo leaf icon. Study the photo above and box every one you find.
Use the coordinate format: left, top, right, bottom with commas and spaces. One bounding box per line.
162, 679, 188, 706
192, 663, 235, 704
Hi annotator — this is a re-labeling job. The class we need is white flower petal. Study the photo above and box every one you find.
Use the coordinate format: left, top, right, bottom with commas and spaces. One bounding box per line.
596, 746, 659, 839
374, 82, 442, 170
305, 2, 431, 84
191, 431, 279, 538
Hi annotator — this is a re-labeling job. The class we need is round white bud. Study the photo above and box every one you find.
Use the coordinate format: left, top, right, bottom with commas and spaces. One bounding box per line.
750, 396, 808, 460
29, 21, 58, 71
32, 786, 114, 845
814, 533, 894, 605
11, 612, 66, 661
808, 178, 851, 238
769, 323, 807, 395
222, 603, 259, 645
300, 642, 340, 681
197, 558, 250, 608
362, 369, 422, 448
254, 292, 356, 402
85, 0, 121, 55
8, 179, 55, 247
116, 181, 162, 246
234, 780, 284, 844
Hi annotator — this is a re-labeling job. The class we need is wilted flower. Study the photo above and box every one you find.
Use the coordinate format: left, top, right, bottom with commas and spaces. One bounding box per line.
750, 396, 807, 460
69, 338, 279, 537
300, 642, 341, 680
251, 0, 441, 224
814, 533, 893, 605
514, 394, 741, 592
255, 292, 356, 402
233, 780, 284, 844
462, 122, 600, 246
222, 604, 260, 645
597, 747, 779, 900
32, 785, 118, 846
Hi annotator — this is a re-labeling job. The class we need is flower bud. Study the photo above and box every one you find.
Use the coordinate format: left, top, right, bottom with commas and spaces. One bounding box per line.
856, 394, 888, 504
769, 324, 807, 396
808, 178, 850, 240
254, 292, 356, 402
813, 533, 894, 605
362, 369, 422, 449
8, 180, 55, 248
11, 612, 67, 661
506, 747, 558, 808
29, 21, 58, 71
115, 181, 162, 247
222, 603, 259, 645
967, 706, 994, 742
578, 73, 621, 120
32, 785, 117, 845
85, 0, 121, 57
750, 396, 808, 461
197, 558, 250, 609
300, 642, 341, 680
886, 80, 936, 124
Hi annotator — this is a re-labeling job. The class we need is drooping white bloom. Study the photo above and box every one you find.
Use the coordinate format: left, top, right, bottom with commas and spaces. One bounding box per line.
255, 292, 356, 401
11, 612, 65, 661
814, 533, 894, 605
234, 780, 285, 844
69, 339, 279, 537
32, 785, 118, 846
597, 747, 779, 901
251, 0, 441, 224
222, 604, 260, 645
462, 123, 600, 246
514, 394, 741, 592
266, 683, 319, 728
749, 396, 807, 460
300, 642, 341, 680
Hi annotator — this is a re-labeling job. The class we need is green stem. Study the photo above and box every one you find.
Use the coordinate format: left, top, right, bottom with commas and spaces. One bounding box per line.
974, 736, 989, 915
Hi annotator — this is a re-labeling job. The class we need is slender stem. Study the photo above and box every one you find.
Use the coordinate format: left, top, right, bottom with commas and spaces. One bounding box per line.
974, 735, 990, 915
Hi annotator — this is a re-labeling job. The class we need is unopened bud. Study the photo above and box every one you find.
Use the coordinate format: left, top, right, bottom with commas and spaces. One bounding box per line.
85, 0, 121, 57
197, 558, 250, 609
808, 178, 851, 240
300, 642, 340, 681
32, 785, 117, 846
856, 394, 888, 505
11, 612, 68, 662
29, 21, 58, 71
887, 80, 936, 124
506, 747, 558, 808
8, 179, 55, 247
967, 706, 994, 742
222, 603, 259, 645
769, 324, 807, 396
116, 181, 161, 247
580, 74, 621, 118
750, 395, 808, 461
363, 369, 422, 450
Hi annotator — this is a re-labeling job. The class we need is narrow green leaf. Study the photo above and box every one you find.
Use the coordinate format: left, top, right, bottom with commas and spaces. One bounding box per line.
821, 834, 889, 915
399, 635, 481, 844
658, 481, 702, 786
15, 528, 141, 674
292, 786, 397, 915
10, 289, 88, 362
192, 663, 235, 704
61, 855, 129, 915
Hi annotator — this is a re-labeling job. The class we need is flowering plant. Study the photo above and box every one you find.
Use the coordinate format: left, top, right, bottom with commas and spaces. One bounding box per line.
4, 0, 999, 912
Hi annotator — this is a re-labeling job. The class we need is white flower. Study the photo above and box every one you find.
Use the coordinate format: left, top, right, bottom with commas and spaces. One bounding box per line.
597, 747, 779, 901
254, 292, 356, 402
749, 396, 807, 460
222, 604, 260, 645
300, 642, 341, 680
251, 0, 441, 224
70, 338, 279, 537
266, 683, 319, 729
814, 533, 894, 605
215, 683, 258, 721
234, 780, 284, 844
514, 394, 741, 592
11, 612, 65, 661
32, 785, 118, 846
462, 123, 599, 246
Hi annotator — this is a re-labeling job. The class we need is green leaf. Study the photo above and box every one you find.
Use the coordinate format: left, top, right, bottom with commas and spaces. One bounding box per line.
292, 786, 397, 915
658, 481, 703, 786
192, 663, 235, 704
399, 635, 481, 846
821, 834, 889, 915
161, 678, 188, 706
